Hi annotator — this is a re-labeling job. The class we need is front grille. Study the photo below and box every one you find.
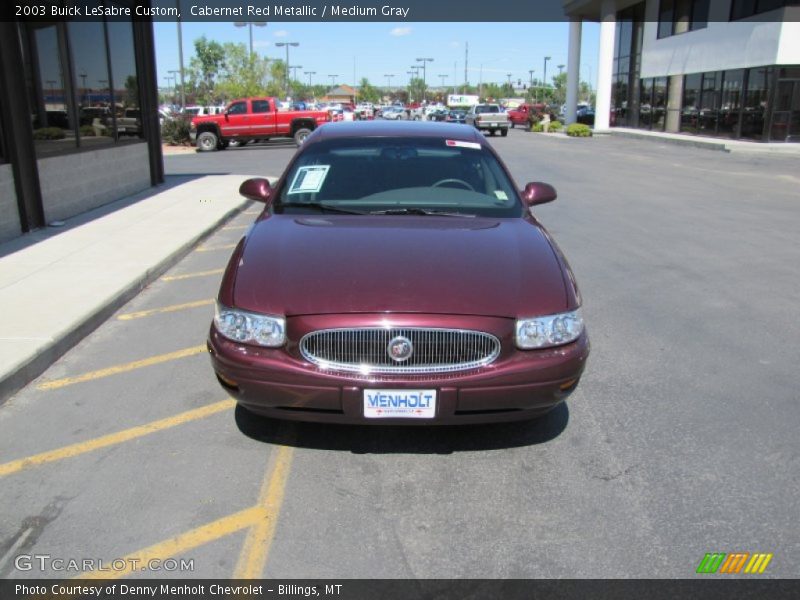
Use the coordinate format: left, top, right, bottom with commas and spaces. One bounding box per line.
299, 327, 501, 374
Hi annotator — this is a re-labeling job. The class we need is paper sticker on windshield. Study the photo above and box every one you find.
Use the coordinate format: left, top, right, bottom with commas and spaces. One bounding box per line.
288, 165, 329, 194
494, 190, 508, 200
446, 140, 481, 150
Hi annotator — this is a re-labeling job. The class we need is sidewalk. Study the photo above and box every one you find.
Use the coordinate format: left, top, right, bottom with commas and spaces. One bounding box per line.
607, 127, 800, 154
0, 174, 259, 404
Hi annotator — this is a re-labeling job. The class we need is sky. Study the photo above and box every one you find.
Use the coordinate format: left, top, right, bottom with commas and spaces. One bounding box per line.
153, 21, 600, 93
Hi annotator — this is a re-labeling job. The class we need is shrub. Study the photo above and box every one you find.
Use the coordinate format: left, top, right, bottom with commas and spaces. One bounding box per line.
79, 125, 96, 137
33, 127, 65, 140
566, 123, 592, 137
549, 120, 563, 132
161, 117, 191, 145
531, 122, 544, 133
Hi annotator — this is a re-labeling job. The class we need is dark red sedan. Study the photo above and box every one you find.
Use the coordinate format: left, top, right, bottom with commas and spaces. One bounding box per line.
208, 121, 589, 424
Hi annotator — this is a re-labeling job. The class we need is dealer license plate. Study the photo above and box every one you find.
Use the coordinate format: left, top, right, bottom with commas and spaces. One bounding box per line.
363, 389, 436, 419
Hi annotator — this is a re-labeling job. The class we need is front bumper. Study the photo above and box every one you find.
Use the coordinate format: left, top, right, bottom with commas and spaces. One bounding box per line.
208, 315, 589, 425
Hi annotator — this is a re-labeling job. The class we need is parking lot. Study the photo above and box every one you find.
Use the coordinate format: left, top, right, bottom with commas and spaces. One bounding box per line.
1, 127, 798, 579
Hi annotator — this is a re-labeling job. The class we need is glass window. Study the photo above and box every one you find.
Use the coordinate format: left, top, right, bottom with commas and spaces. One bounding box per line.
718, 70, 743, 138
227, 101, 247, 115
618, 19, 632, 60
24, 23, 79, 156
681, 73, 702, 133
652, 77, 668, 131
69, 8, 114, 148
741, 67, 770, 140
690, 0, 710, 30
107, 13, 142, 142
730, 0, 787, 19
252, 100, 271, 113
658, 0, 675, 38
698, 72, 721, 134
638, 78, 653, 129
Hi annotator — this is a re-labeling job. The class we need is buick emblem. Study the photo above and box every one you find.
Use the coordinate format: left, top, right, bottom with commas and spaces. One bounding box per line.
387, 336, 413, 362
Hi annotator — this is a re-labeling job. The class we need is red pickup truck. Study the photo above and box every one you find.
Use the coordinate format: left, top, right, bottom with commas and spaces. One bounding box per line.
507, 103, 547, 128
190, 97, 330, 150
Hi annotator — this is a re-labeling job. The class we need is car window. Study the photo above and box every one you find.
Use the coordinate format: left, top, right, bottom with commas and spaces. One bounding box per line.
227, 102, 247, 115
252, 100, 271, 113
475, 105, 500, 114
277, 137, 523, 218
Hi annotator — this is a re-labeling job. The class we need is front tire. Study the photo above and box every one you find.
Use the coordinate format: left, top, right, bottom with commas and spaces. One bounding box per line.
196, 131, 218, 152
293, 127, 312, 146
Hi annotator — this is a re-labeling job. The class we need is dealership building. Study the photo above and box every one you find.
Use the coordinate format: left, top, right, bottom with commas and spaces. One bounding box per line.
563, 0, 800, 142
0, 4, 162, 244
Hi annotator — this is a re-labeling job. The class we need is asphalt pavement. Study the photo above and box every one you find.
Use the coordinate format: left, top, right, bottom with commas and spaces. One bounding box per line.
0, 129, 798, 579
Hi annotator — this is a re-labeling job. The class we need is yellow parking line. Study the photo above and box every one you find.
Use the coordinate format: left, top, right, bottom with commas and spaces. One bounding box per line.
161, 268, 224, 282
0, 400, 235, 478
75, 441, 295, 581
78, 505, 265, 580
118, 299, 214, 321
196, 243, 237, 253
37, 345, 207, 391
233, 443, 295, 578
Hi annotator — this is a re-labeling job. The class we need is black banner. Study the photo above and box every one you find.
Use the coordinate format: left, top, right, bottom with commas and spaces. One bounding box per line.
2, 579, 800, 600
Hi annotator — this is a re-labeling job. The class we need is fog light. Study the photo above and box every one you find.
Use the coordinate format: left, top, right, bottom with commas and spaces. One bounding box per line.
216, 373, 239, 389
559, 378, 578, 391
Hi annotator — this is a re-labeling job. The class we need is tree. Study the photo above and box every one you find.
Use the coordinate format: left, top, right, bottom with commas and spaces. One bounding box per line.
407, 77, 427, 103
124, 75, 138, 107
357, 78, 381, 103
188, 36, 225, 104
215, 43, 276, 100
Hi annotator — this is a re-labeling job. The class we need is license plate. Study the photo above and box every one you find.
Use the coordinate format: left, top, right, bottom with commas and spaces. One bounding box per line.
363, 389, 436, 419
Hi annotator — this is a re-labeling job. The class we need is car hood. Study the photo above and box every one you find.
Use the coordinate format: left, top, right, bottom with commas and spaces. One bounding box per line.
231, 215, 569, 318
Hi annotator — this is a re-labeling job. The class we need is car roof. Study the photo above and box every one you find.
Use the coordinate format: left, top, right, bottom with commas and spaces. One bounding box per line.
312, 121, 485, 144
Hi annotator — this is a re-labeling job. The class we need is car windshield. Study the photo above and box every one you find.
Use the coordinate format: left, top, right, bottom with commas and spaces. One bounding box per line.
475, 105, 500, 114
276, 137, 523, 218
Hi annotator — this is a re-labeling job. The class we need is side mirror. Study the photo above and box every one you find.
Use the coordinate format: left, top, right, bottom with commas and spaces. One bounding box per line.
239, 178, 273, 204
521, 182, 557, 206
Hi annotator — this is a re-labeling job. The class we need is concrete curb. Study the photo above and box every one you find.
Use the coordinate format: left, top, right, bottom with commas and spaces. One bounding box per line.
0, 197, 250, 406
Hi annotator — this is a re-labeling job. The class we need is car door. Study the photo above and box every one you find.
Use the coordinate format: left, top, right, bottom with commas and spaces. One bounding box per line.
251, 99, 277, 137
220, 100, 249, 138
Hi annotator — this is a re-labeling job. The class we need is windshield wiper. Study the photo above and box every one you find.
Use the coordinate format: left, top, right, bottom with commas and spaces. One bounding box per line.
281, 202, 367, 215
369, 208, 476, 217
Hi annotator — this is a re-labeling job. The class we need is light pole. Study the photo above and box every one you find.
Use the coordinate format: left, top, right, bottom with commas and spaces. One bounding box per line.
46, 80, 56, 104
305, 71, 316, 86
557, 64, 565, 76
439, 74, 447, 88
97, 79, 108, 105
79, 72, 87, 104
385, 73, 394, 89
543, 56, 551, 89
234, 22, 267, 59
506, 73, 512, 87
416, 57, 433, 101
275, 41, 299, 98
328, 74, 338, 87
290, 65, 302, 81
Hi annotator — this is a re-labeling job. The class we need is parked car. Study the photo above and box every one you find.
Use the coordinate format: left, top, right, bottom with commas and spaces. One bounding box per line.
507, 103, 547, 128
576, 105, 595, 126
446, 109, 467, 124
381, 106, 407, 120
116, 108, 141, 136
190, 97, 331, 150
465, 103, 510, 136
208, 121, 589, 424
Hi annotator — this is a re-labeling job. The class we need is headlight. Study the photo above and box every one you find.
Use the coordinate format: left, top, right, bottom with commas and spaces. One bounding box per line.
214, 302, 285, 347
515, 309, 584, 349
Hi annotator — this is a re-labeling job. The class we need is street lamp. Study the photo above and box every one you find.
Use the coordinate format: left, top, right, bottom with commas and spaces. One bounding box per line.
543, 56, 551, 89
290, 65, 302, 81
275, 41, 299, 97
416, 57, 433, 101
234, 22, 267, 59
439, 74, 447, 88
304, 70, 316, 86
328, 74, 338, 87
385, 73, 394, 88
79, 72, 87, 104
557, 64, 565, 77
46, 80, 56, 104
506, 73, 512, 86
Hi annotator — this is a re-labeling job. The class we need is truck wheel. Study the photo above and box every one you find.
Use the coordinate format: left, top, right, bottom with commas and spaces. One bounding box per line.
501, 128, 508, 137
489, 129, 496, 136
293, 128, 312, 146
218, 139, 229, 150
196, 131, 218, 152
228, 139, 244, 148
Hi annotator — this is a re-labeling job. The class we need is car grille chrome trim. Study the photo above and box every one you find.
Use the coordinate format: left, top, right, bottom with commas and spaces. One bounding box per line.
299, 327, 501, 374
